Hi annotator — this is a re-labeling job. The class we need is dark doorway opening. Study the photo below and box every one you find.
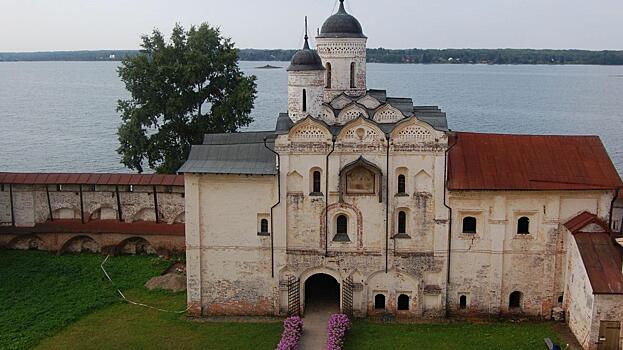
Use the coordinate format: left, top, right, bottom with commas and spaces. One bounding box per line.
304, 273, 340, 315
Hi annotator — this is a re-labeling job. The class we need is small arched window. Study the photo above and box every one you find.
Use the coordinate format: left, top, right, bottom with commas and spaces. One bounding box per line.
326, 62, 332, 88
337, 215, 348, 235
397, 294, 410, 310
312, 170, 322, 194
350, 62, 356, 88
509, 291, 522, 309
259, 218, 269, 235
302, 89, 307, 112
397, 174, 406, 194
398, 211, 407, 234
462, 216, 477, 234
517, 216, 530, 234
374, 294, 385, 309
459, 295, 467, 310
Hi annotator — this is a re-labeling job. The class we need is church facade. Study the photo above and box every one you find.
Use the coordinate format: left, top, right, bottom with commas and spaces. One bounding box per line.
179, 2, 623, 349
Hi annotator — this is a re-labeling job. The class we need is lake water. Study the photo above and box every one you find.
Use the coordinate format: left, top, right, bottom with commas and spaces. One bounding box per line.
0, 61, 622, 173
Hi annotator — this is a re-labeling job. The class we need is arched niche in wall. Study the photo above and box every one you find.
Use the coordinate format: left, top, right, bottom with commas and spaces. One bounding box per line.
338, 156, 383, 202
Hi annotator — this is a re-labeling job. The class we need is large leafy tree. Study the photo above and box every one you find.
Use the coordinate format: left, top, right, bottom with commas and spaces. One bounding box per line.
117, 23, 257, 173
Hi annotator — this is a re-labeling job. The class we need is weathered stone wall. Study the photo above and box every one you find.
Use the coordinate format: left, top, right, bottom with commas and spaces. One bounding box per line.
288, 70, 326, 123
447, 190, 613, 318
185, 173, 278, 316
564, 228, 596, 349
316, 37, 367, 100
0, 183, 185, 253
592, 295, 623, 350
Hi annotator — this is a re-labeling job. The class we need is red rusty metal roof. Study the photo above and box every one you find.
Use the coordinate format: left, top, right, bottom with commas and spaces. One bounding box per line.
563, 211, 623, 295
448, 132, 623, 191
0, 173, 184, 187
573, 232, 623, 295
563, 211, 610, 233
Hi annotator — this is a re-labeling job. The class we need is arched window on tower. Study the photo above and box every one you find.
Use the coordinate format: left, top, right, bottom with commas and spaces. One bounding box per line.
326, 62, 332, 88
350, 62, 356, 88
302, 89, 307, 112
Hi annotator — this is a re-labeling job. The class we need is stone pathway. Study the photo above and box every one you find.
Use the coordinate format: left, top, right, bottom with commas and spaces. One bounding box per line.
299, 303, 339, 350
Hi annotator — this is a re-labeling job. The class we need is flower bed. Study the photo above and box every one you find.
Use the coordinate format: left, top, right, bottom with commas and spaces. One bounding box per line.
326, 314, 351, 350
276, 316, 304, 350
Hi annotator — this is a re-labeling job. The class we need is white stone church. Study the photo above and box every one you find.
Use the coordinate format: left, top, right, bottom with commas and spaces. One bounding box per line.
179, 2, 623, 349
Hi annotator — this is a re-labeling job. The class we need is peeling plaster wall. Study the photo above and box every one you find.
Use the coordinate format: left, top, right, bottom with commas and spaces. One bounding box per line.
448, 190, 611, 318
592, 295, 623, 350
564, 229, 596, 349
185, 173, 278, 316
0, 184, 184, 227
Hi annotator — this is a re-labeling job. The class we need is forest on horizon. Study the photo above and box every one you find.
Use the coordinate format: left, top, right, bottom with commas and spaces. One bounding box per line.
1, 48, 623, 65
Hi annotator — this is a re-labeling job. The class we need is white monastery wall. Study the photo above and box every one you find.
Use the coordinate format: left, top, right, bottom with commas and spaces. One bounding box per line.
447, 190, 612, 317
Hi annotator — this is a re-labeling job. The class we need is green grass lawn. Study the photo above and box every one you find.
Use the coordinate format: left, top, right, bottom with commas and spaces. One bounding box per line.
344, 320, 563, 350
0, 250, 281, 350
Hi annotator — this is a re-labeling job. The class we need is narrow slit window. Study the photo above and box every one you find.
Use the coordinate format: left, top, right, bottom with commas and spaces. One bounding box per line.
302, 89, 307, 112
350, 62, 356, 88
326, 62, 332, 88
398, 211, 407, 234
312, 171, 321, 194
260, 219, 269, 234
397, 174, 406, 194
337, 215, 348, 235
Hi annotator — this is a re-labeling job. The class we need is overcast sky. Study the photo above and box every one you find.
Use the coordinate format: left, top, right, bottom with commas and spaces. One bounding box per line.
1, 0, 622, 52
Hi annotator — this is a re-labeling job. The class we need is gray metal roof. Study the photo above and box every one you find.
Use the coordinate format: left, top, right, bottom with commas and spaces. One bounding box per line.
179, 132, 277, 175
287, 38, 325, 72
317, 0, 366, 39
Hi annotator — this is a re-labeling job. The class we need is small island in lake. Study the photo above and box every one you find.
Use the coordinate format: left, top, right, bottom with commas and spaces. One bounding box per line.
256, 64, 281, 69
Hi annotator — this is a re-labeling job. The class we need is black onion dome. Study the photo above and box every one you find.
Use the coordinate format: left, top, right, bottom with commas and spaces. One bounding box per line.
287, 36, 325, 72
318, 0, 366, 38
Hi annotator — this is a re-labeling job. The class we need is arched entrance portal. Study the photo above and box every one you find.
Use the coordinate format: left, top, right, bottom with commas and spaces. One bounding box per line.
304, 273, 340, 315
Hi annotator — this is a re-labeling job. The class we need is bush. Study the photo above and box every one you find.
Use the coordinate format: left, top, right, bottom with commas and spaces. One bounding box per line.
326, 314, 350, 350
276, 316, 303, 350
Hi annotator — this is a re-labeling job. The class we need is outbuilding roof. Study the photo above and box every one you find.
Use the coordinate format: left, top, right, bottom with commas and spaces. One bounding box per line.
564, 212, 623, 295
0, 173, 184, 186
448, 132, 623, 191
178, 131, 277, 175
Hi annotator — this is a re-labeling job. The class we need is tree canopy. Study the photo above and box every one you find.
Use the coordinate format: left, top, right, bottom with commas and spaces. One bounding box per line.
117, 23, 257, 173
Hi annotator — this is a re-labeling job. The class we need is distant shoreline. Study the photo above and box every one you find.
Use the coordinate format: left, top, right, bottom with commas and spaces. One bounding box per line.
1, 48, 623, 65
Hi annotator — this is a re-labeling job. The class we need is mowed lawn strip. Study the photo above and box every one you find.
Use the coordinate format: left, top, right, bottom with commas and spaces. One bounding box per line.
344, 320, 563, 350
35, 289, 282, 350
0, 251, 281, 350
